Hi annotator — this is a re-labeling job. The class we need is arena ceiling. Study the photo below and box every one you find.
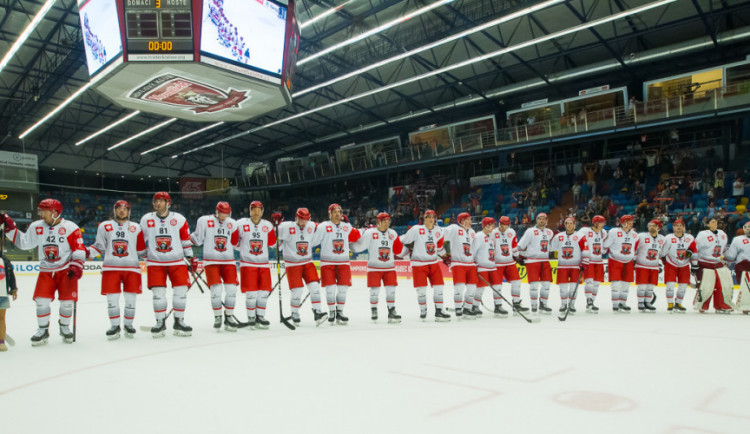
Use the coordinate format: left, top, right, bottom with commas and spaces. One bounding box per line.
0, 0, 749, 180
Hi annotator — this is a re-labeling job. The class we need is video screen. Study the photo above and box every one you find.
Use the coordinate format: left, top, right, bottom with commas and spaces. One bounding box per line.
78, 0, 123, 76
201, 0, 287, 77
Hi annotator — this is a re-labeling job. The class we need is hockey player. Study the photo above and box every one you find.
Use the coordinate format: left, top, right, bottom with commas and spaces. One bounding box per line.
492, 216, 528, 314
351, 212, 403, 323
578, 215, 607, 313
3, 200, 85, 345
231, 201, 276, 329
603, 215, 638, 312
400, 209, 450, 321
86, 201, 145, 339
634, 220, 666, 313
691, 218, 734, 313
139, 192, 194, 337
724, 221, 750, 314
277, 208, 327, 326
442, 212, 479, 319
517, 213, 555, 314
659, 218, 695, 313
311, 203, 361, 325
1, 248, 18, 351
192, 202, 240, 331
472, 216, 508, 318
550, 217, 585, 315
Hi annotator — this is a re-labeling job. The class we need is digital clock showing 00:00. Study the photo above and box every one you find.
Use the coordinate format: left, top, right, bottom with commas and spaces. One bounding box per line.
148, 41, 174, 51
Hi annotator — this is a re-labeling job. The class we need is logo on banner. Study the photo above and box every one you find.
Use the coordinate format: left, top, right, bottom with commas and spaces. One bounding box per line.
249, 240, 263, 255
112, 240, 129, 257
129, 74, 249, 114
155, 236, 173, 253
214, 236, 228, 252
43, 245, 59, 261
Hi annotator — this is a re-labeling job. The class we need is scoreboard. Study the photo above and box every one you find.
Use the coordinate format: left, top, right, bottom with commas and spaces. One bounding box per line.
124, 0, 194, 61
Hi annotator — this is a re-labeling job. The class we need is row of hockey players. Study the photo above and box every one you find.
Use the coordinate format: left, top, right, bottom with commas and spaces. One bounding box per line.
3, 194, 750, 345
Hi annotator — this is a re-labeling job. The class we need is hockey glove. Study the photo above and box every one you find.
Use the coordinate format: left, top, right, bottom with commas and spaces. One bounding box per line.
341, 215, 349, 223
67, 259, 84, 280
441, 254, 451, 267
515, 256, 526, 266
271, 212, 283, 226
684, 249, 693, 259
549, 251, 557, 259
2, 213, 16, 232
187, 257, 200, 272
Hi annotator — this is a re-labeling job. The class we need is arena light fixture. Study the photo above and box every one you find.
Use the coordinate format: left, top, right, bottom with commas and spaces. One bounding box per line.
0, 0, 58, 76
141, 121, 224, 155
294, 0, 564, 97
298, 0, 456, 66
75, 111, 141, 146
107, 118, 177, 151
176, 0, 676, 156
299, 0, 357, 30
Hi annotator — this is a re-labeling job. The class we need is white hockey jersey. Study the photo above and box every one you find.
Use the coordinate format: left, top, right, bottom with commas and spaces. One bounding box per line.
139, 212, 193, 267
491, 227, 518, 266
634, 233, 666, 270
517, 226, 555, 263
691, 230, 728, 265
602, 227, 639, 263
277, 221, 316, 267
6, 218, 85, 273
660, 233, 696, 268
472, 231, 496, 272
550, 231, 585, 269
231, 218, 276, 268
311, 221, 361, 266
191, 215, 237, 265
443, 224, 476, 269
352, 227, 403, 271
88, 220, 145, 273
400, 224, 445, 265
724, 235, 750, 264
578, 227, 607, 265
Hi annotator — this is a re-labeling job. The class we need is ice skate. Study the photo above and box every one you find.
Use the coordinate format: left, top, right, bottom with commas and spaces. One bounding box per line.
568, 303, 576, 315
539, 302, 552, 315
667, 302, 674, 313
585, 300, 598, 314
494, 304, 509, 318
124, 325, 136, 338
471, 305, 483, 317
371, 307, 378, 322
512, 301, 529, 314
292, 315, 301, 326
106, 325, 121, 341
59, 321, 74, 344
224, 313, 240, 332
462, 307, 476, 320
255, 316, 270, 330
644, 301, 656, 312
213, 316, 222, 331
328, 311, 336, 325
618, 303, 631, 313
31, 327, 49, 346
387, 307, 401, 324
638, 304, 646, 313
419, 311, 427, 322
151, 319, 166, 338
336, 311, 349, 325
434, 308, 451, 322
559, 305, 568, 314
173, 317, 192, 337
313, 310, 327, 327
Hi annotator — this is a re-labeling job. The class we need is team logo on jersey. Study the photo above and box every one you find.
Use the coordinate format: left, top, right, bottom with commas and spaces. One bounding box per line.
243, 225, 250, 232
540, 240, 548, 253
155, 236, 173, 253
707, 236, 714, 242
214, 236, 228, 252
296, 241, 308, 256
36, 227, 44, 235
58, 227, 66, 236
129, 226, 137, 233
326, 226, 333, 233
372, 233, 379, 240
647, 249, 658, 260
0, 267, 5, 282
343, 226, 349, 232
112, 240, 129, 257
676, 249, 687, 260
488, 249, 495, 262
262, 226, 269, 232
621, 243, 631, 255
645, 238, 650, 244
593, 244, 601, 255
227, 223, 233, 230
671, 238, 677, 243
147, 220, 155, 228
500, 244, 510, 256
419, 228, 425, 235
378, 247, 390, 261
463, 243, 471, 257
104, 224, 113, 232
170, 219, 178, 226
458, 229, 464, 236
562, 247, 574, 259
332, 240, 345, 254
208, 220, 215, 228
43, 244, 59, 261
573, 236, 578, 241
425, 242, 436, 255
712, 246, 722, 257
617, 232, 622, 237
289, 228, 296, 235
534, 230, 539, 236
744, 239, 749, 244
307, 227, 313, 234
249, 240, 263, 255
389, 234, 395, 240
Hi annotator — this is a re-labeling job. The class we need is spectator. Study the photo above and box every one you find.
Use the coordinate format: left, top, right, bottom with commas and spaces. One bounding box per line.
494, 199, 502, 218
733, 177, 744, 199
572, 182, 582, 204
714, 168, 725, 198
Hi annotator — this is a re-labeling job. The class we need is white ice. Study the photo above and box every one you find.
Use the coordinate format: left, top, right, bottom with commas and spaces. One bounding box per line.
1, 274, 748, 434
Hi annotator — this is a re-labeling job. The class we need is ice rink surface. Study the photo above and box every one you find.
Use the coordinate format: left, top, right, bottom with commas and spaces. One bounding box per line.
1, 274, 748, 434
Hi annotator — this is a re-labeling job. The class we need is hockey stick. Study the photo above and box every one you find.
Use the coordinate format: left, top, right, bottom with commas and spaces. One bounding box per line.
184, 258, 205, 294
477, 272, 539, 323
558, 272, 583, 322
274, 223, 295, 331
138, 269, 205, 332
72, 301, 77, 343
4, 333, 15, 346
234, 274, 288, 329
